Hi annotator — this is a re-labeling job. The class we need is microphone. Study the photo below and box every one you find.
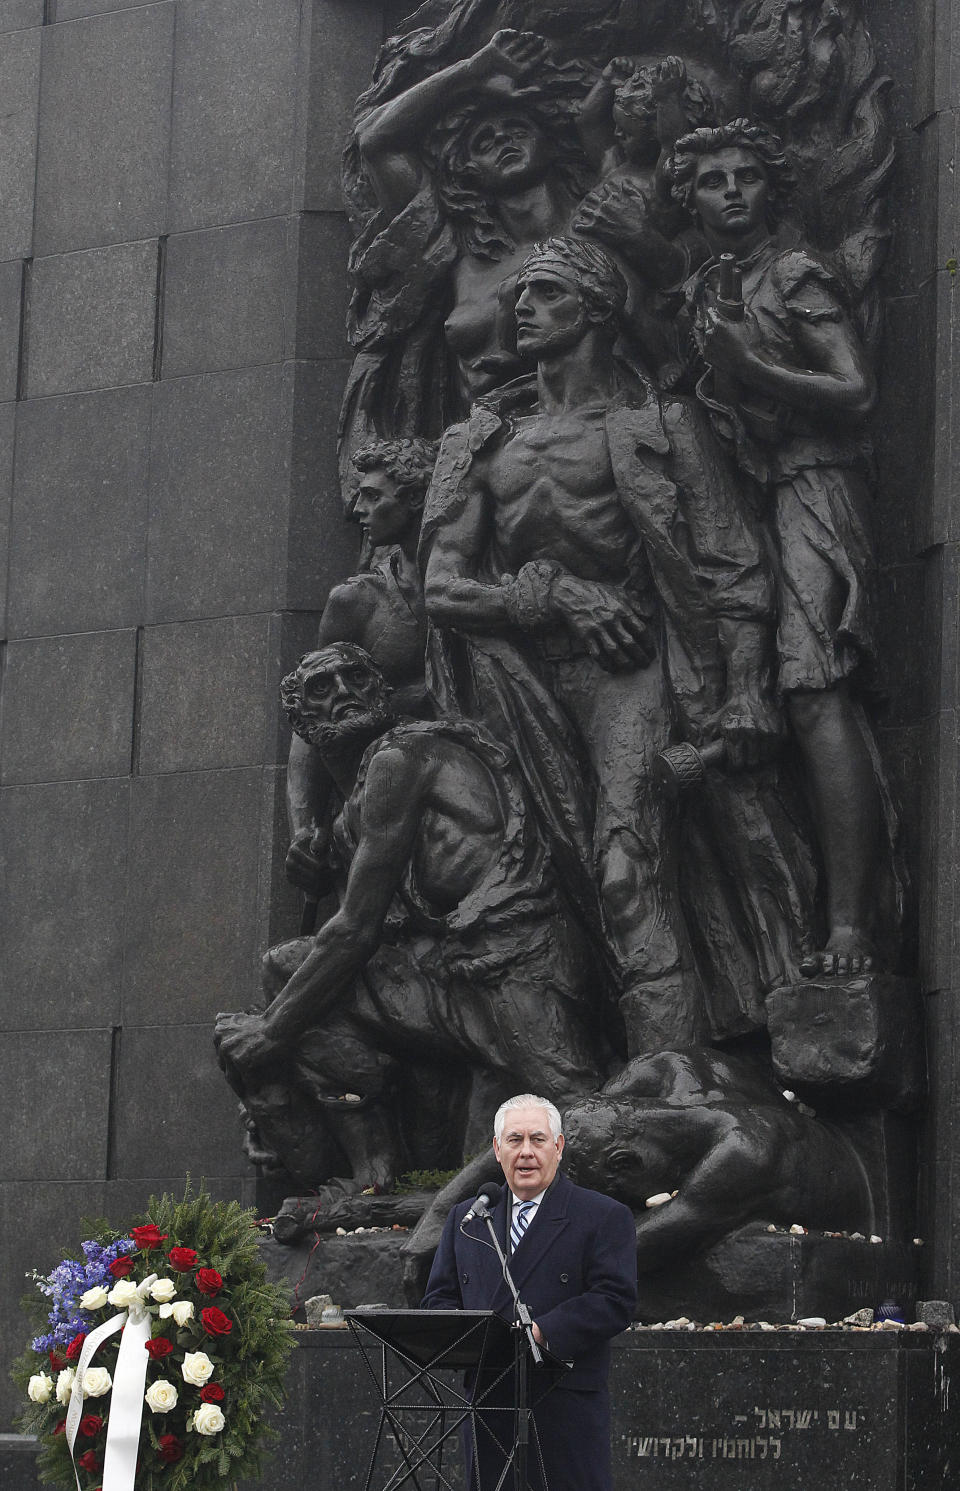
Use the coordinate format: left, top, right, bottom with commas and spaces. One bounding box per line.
461, 1183, 503, 1225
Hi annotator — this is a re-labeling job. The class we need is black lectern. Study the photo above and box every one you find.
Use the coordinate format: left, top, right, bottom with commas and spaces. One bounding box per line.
344, 1308, 564, 1491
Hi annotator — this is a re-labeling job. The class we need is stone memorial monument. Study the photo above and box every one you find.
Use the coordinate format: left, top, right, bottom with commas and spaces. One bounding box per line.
215, 0, 923, 1332
1, 0, 958, 1487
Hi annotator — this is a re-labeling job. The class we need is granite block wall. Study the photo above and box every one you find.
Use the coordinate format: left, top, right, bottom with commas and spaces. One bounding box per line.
874, 0, 960, 1300
0, 0, 386, 1430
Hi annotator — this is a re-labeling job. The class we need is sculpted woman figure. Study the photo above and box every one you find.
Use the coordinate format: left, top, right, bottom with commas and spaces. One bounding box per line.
343, 30, 701, 473
342, 29, 592, 471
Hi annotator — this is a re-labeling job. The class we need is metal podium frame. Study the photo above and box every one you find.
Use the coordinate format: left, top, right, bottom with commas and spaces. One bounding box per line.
344, 1308, 563, 1491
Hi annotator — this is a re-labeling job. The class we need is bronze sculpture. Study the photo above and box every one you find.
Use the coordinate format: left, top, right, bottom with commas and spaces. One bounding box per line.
422, 234, 815, 1050
217, 0, 917, 1319
216, 643, 602, 1192
563, 1048, 875, 1269
285, 438, 436, 904
672, 119, 894, 978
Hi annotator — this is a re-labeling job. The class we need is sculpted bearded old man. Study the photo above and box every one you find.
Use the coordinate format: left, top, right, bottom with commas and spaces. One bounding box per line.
215, 643, 601, 1191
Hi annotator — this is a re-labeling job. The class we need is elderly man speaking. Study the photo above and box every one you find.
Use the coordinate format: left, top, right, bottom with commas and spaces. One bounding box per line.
422, 1093, 637, 1490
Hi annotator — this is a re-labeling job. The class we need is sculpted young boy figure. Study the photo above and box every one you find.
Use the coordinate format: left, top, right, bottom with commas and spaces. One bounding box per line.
672, 120, 885, 978
285, 438, 436, 903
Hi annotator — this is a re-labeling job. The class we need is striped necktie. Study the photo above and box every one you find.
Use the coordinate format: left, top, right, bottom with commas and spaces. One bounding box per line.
510, 1200, 535, 1252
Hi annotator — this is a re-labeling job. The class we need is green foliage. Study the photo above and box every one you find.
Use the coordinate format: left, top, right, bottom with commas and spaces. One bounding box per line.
393, 1168, 460, 1193
12, 1181, 295, 1491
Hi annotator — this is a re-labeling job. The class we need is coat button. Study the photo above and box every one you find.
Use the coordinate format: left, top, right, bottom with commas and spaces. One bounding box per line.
461, 1272, 469, 1284
560, 1273, 569, 1283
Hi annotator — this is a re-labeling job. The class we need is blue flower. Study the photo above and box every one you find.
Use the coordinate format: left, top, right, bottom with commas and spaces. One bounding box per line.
33, 1236, 136, 1343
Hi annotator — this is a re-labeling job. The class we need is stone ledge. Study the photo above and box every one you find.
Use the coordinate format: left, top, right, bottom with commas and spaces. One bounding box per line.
6, 1334, 957, 1489
260, 1224, 921, 1328
241, 1330, 960, 1490
0, 1434, 39, 1491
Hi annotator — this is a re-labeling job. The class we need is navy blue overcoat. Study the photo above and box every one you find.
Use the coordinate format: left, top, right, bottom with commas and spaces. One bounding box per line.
422, 1170, 638, 1490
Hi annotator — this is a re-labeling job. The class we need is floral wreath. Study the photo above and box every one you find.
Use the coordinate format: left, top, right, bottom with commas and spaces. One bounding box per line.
12, 1186, 294, 1491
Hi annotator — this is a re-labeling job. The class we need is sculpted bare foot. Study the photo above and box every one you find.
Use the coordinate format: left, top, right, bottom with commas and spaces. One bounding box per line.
800, 926, 877, 979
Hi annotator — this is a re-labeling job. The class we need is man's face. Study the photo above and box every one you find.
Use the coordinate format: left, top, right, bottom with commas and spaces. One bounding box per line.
353, 468, 414, 548
515, 269, 591, 359
494, 1104, 565, 1200
295, 653, 392, 752
691, 146, 769, 238
464, 111, 549, 195
562, 1099, 671, 1202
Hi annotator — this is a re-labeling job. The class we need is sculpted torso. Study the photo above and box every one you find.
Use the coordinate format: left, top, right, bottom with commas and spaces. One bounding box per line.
483, 408, 637, 581
445, 250, 538, 403
341, 736, 506, 916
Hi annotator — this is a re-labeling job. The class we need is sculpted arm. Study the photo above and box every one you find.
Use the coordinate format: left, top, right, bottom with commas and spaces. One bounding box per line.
425, 449, 653, 667
265, 746, 425, 1046
357, 30, 551, 217
574, 178, 687, 289
711, 614, 781, 767
424, 463, 516, 631
284, 582, 380, 883
633, 1130, 771, 1270
577, 58, 635, 170
285, 734, 336, 894
701, 295, 875, 420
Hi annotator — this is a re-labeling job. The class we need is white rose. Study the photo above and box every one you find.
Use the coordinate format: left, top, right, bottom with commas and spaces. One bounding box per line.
150, 1278, 177, 1303
27, 1373, 53, 1404
181, 1350, 214, 1386
107, 1279, 140, 1310
55, 1368, 76, 1405
145, 1379, 178, 1414
193, 1403, 226, 1436
82, 1367, 112, 1399
79, 1285, 109, 1311
171, 1300, 194, 1327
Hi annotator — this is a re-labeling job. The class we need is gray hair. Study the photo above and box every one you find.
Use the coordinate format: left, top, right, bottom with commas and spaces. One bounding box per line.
494, 1094, 563, 1144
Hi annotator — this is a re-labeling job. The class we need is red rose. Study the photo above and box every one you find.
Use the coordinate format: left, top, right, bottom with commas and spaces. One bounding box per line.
79, 1415, 103, 1438
168, 1247, 197, 1271
65, 1333, 87, 1361
195, 1268, 223, 1297
48, 1350, 67, 1372
199, 1382, 225, 1403
144, 1336, 173, 1360
109, 1256, 134, 1278
53, 1420, 67, 1438
77, 1450, 100, 1472
130, 1224, 167, 1251
157, 1434, 183, 1465
200, 1306, 232, 1337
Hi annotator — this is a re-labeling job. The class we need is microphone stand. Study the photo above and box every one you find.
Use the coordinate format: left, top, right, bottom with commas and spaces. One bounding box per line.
469, 1198, 543, 1491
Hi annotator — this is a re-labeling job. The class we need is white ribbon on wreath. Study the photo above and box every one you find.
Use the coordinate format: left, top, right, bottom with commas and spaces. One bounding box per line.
65, 1274, 157, 1491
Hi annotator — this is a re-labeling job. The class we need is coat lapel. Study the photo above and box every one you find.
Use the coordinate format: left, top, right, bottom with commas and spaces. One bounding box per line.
508, 1173, 571, 1292
473, 1189, 513, 1315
